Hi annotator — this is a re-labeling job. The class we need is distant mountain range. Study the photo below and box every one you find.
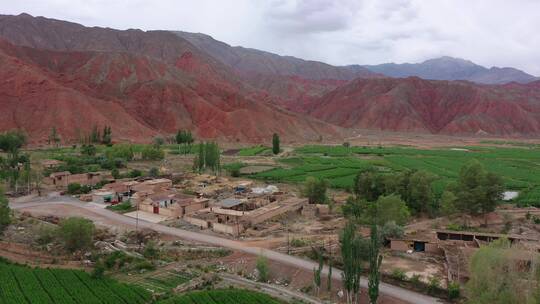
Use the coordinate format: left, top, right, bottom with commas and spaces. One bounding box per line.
1, 13, 540, 142
356, 56, 538, 84
176, 31, 538, 85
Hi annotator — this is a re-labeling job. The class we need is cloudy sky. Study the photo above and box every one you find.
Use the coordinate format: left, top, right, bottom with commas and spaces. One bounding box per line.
3, 0, 540, 75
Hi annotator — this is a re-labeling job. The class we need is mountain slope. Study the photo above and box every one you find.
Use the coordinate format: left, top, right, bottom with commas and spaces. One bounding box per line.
358, 56, 538, 84
174, 31, 378, 80
307, 77, 540, 136
0, 16, 341, 144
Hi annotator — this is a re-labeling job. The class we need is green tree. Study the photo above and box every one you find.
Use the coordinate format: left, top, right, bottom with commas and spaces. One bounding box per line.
111, 168, 120, 179
452, 160, 503, 225
0, 130, 28, 192
374, 194, 410, 226
58, 217, 95, 252
353, 168, 386, 202
0, 188, 11, 233
313, 249, 323, 296
408, 170, 435, 214
256, 255, 269, 282
272, 133, 280, 155
340, 221, 365, 304
302, 176, 329, 204
100, 126, 112, 145
440, 190, 458, 216
81, 144, 97, 156
193, 142, 220, 174
141, 145, 164, 160
90, 125, 100, 144
368, 222, 383, 304
48, 127, 61, 147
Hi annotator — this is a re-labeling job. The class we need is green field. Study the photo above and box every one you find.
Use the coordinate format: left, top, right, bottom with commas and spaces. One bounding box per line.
0, 261, 151, 304
237, 145, 271, 156
158, 289, 283, 304
251, 145, 540, 204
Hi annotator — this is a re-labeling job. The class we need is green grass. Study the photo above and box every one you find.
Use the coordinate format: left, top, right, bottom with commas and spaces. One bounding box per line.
157, 289, 283, 304
251, 145, 540, 203
0, 260, 151, 304
106, 201, 135, 213
238, 145, 271, 156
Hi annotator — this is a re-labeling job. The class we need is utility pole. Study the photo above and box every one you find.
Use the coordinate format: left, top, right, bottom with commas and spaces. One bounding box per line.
286, 219, 290, 255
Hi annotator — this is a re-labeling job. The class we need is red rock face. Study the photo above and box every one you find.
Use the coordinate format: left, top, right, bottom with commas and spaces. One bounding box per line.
2, 13, 540, 141
306, 77, 540, 136
0, 38, 341, 144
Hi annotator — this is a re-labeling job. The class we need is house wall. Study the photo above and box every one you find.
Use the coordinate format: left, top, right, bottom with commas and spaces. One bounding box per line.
139, 204, 154, 213
184, 202, 206, 215
391, 240, 411, 251
426, 243, 443, 254
184, 216, 209, 229
212, 222, 243, 236
248, 202, 304, 225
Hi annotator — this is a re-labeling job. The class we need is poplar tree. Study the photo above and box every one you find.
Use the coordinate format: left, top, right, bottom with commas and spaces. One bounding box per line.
272, 133, 280, 155
368, 222, 383, 304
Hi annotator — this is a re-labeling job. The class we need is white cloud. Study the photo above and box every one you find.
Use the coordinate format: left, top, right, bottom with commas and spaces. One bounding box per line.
1, 0, 539, 75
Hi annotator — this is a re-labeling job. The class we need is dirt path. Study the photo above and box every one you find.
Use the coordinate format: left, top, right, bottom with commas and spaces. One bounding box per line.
10, 195, 443, 304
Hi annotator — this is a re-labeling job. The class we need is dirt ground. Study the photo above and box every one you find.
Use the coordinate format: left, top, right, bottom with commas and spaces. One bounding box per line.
221, 251, 409, 304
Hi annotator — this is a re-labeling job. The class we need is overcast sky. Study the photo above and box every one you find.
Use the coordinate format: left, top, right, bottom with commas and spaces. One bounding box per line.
3, 0, 540, 75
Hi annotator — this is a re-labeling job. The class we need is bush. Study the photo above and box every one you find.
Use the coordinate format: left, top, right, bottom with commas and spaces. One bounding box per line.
391, 268, 407, 281
143, 241, 159, 260
409, 274, 422, 288
427, 276, 441, 295
148, 167, 159, 177
92, 260, 106, 279
290, 238, 309, 247
448, 281, 460, 300
35, 225, 58, 245
142, 145, 164, 160
256, 255, 269, 282
0, 188, 11, 233
128, 169, 143, 178
67, 183, 81, 195
58, 217, 95, 252
66, 183, 92, 195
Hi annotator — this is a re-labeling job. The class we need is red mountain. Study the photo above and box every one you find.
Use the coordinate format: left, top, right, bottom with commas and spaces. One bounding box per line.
0, 14, 341, 144
2, 13, 540, 140
306, 77, 540, 136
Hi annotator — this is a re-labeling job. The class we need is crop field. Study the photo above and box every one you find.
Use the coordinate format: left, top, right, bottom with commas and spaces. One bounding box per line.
158, 289, 282, 304
0, 261, 151, 304
237, 145, 271, 156
251, 145, 540, 204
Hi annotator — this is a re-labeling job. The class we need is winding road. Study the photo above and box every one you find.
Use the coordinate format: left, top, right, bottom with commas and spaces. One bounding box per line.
9, 194, 442, 304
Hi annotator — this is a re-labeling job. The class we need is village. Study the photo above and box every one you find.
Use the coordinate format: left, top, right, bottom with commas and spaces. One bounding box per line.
33, 153, 540, 298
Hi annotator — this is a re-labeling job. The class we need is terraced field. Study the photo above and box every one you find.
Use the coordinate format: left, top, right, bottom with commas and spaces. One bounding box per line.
251, 145, 540, 204
0, 261, 151, 304
158, 289, 283, 304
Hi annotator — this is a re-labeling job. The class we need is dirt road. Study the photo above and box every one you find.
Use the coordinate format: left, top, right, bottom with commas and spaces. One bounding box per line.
10, 195, 442, 304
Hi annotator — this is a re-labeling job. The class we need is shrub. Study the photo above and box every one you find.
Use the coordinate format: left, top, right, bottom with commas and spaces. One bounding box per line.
142, 145, 164, 160
448, 281, 460, 300
129, 169, 143, 178
409, 274, 422, 288
148, 167, 159, 177
58, 217, 95, 252
35, 225, 58, 245
143, 241, 159, 260
427, 276, 441, 295
391, 268, 407, 281
67, 183, 81, 195
256, 255, 269, 282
